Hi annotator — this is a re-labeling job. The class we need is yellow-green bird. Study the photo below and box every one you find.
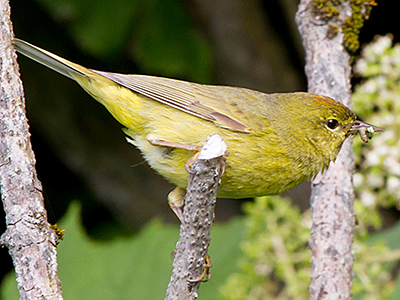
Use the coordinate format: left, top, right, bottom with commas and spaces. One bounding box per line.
13, 39, 382, 220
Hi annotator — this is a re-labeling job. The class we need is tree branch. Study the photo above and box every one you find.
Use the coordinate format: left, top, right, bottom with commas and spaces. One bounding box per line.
0, 2, 63, 299
165, 134, 227, 300
296, 2, 356, 299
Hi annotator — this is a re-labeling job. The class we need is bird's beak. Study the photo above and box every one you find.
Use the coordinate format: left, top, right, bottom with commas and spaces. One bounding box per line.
349, 120, 383, 133
349, 120, 384, 143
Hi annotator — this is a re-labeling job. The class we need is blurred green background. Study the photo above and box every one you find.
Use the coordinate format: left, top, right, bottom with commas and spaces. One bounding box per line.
2, 0, 400, 299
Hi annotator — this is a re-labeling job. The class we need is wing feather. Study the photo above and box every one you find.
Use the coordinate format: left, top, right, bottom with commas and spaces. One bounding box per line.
91, 70, 251, 132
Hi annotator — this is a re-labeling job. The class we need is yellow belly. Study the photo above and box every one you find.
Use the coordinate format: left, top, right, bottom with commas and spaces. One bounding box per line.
128, 126, 311, 199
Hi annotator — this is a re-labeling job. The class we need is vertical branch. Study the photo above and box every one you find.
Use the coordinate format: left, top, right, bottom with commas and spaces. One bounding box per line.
296, 1, 356, 299
165, 134, 226, 300
0, 2, 63, 299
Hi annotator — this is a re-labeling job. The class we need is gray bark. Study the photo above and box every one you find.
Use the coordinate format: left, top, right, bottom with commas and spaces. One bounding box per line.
296, 1, 355, 300
0, 1, 63, 299
165, 134, 226, 300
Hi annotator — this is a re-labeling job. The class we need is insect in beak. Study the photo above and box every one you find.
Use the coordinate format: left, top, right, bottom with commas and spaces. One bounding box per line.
349, 120, 384, 143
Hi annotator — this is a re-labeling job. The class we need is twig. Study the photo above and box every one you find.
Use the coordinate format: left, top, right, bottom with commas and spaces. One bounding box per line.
0, 3, 63, 299
296, 2, 356, 300
165, 134, 227, 300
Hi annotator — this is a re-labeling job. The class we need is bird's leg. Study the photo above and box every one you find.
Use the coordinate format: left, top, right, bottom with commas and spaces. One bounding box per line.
148, 138, 203, 220
148, 138, 201, 151
167, 187, 186, 222
185, 152, 200, 173
148, 137, 211, 172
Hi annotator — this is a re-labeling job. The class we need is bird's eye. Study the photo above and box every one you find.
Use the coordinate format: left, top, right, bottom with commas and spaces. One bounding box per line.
326, 119, 339, 130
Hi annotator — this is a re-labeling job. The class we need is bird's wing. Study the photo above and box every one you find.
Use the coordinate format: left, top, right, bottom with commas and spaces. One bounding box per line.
91, 71, 253, 132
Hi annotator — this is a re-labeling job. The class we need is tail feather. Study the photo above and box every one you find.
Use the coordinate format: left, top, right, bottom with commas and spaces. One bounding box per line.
13, 39, 88, 81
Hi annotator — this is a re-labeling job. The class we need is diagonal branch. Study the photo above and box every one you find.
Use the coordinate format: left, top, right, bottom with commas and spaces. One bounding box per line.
0, 2, 63, 299
165, 134, 226, 300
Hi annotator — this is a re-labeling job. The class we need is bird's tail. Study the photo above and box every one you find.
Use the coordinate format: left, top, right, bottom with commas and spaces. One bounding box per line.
12, 39, 89, 81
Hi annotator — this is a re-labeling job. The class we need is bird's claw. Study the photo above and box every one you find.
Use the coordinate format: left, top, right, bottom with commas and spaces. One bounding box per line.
187, 255, 212, 283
